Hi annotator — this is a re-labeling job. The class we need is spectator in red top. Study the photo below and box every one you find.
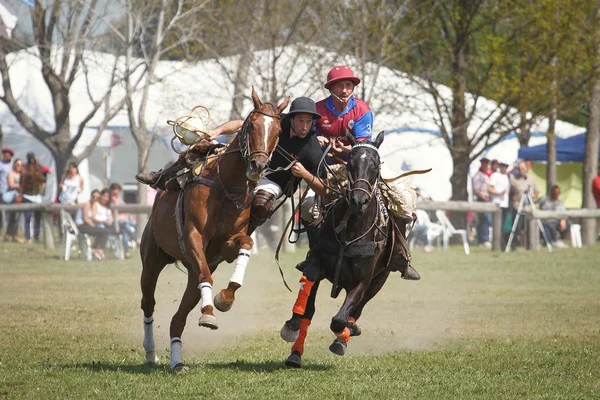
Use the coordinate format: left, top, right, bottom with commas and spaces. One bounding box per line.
592, 165, 600, 207
315, 65, 373, 163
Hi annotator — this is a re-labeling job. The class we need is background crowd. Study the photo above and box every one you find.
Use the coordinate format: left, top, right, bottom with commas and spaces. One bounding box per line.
0, 147, 138, 260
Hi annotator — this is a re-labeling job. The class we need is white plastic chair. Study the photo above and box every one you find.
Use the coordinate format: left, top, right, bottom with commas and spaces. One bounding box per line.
60, 210, 92, 261
570, 224, 582, 248
435, 210, 470, 255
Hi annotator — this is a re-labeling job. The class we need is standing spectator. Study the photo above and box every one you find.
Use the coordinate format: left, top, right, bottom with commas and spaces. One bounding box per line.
76, 190, 109, 260
473, 157, 492, 248
592, 165, 600, 208
488, 161, 510, 249
537, 184, 570, 248
58, 162, 84, 205
3, 158, 24, 243
0, 148, 14, 233
509, 161, 540, 249
19, 153, 47, 243
110, 183, 136, 258
489, 159, 499, 176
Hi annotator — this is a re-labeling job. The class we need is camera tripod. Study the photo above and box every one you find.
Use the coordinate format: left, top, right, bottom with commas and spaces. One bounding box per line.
505, 187, 552, 253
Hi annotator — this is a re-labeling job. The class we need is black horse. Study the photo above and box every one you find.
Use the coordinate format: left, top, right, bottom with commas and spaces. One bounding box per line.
280, 131, 396, 367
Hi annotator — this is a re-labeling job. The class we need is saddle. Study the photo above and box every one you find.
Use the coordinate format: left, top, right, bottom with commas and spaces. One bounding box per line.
163, 141, 227, 191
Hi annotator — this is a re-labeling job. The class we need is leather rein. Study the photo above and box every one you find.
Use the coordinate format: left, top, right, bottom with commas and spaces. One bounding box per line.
206, 108, 282, 209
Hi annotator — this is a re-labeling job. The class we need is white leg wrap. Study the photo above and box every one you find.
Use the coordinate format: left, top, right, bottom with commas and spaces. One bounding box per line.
143, 316, 155, 352
199, 282, 214, 310
170, 337, 182, 369
230, 248, 252, 286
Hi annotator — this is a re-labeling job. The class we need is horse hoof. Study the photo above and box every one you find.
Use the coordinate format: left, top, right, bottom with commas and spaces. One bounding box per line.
198, 314, 218, 330
329, 339, 347, 356
172, 363, 189, 372
214, 291, 233, 312
280, 323, 300, 343
348, 321, 362, 337
285, 353, 302, 368
144, 352, 159, 365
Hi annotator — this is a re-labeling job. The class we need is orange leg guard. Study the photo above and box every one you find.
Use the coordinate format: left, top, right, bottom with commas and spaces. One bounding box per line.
292, 276, 315, 316
291, 318, 311, 355
334, 326, 351, 342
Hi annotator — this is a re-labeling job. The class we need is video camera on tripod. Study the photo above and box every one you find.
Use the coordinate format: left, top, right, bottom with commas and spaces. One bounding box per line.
505, 184, 552, 252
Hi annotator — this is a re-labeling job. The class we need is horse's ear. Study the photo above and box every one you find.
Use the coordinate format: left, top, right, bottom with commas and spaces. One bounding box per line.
374, 131, 385, 149
345, 129, 356, 146
277, 96, 291, 115
251, 86, 263, 109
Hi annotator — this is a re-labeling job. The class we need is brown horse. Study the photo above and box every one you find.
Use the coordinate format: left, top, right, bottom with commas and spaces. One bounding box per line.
280, 131, 395, 368
140, 88, 289, 371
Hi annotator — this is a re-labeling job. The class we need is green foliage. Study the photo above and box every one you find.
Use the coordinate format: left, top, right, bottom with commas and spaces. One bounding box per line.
1, 241, 600, 399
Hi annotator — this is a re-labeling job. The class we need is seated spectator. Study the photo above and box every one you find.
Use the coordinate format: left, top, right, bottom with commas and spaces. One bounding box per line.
409, 209, 443, 253
109, 183, 137, 258
76, 190, 110, 260
537, 184, 570, 248
3, 158, 24, 243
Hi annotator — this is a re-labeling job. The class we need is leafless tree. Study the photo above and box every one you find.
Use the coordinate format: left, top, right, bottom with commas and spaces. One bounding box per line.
0, 0, 126, 186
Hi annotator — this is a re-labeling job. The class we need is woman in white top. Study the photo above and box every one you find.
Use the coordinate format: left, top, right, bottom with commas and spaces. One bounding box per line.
77, 190, 110, 260
92, 189, 114, 229
59, 162, 84, 204
4, 159, 24, 243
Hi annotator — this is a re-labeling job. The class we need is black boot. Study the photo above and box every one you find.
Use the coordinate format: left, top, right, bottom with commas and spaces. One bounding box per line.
390, 215, 420, 280
135, 171, 162, 187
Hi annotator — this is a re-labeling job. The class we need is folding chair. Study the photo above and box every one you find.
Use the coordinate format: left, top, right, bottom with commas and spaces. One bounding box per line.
60, 210, 92, 261
435, 210, 470, 255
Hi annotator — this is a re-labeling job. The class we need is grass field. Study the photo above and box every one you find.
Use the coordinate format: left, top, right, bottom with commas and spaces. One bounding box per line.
0, 240, 599, 399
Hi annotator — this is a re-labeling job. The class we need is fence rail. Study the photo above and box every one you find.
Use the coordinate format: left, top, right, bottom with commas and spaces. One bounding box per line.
0, 203, 152, 249
6, 201, 594, 252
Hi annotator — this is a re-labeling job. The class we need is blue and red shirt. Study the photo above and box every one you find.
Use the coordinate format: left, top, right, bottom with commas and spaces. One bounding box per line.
315, 96, 373, 146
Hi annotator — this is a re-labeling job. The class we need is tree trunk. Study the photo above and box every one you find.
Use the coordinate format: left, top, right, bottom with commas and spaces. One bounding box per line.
582, 3, 600, 245
546, 110, 557, 194
230, 51, 253, 120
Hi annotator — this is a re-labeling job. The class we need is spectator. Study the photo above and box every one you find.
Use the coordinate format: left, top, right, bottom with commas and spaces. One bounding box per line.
509, 161, 540, 249
110, 182, 137, 258
0, 148, 14, 233
58, 162, 84, 205
76, 190, 109, 260
3, 158, 24, 243
20, 153, 48, 243
472, 157, 492, 248
489, 159, 499, 176
488, 161, 510, 249
592, 165, 600, 208
537, 184, 570, 248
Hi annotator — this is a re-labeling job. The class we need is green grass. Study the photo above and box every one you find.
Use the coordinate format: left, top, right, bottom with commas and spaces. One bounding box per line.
1, 240, 599, 399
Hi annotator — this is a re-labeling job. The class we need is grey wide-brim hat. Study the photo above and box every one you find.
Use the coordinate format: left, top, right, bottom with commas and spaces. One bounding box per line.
287, 97, 322, 120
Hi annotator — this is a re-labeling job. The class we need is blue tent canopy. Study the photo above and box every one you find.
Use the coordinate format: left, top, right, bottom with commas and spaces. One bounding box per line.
517, 133, 599, 162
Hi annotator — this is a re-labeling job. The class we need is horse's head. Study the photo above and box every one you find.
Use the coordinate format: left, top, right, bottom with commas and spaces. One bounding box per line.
240, 87, 290, 182
346, 130, 384, 215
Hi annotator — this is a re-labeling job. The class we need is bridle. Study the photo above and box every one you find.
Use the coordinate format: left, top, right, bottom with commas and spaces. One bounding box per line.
211, 106, 282, 208
346, 142, 380, 202
238, 107, 281, 164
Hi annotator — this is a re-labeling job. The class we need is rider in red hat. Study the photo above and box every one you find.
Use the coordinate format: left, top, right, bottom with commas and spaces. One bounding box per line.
315, 65, 373, 163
